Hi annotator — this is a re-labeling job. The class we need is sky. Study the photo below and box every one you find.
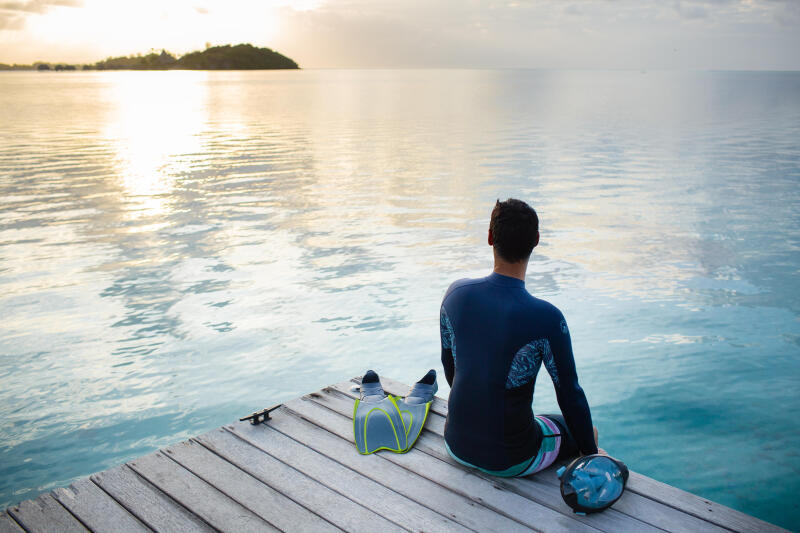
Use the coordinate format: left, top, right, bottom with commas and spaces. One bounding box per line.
0, 0, 798, 69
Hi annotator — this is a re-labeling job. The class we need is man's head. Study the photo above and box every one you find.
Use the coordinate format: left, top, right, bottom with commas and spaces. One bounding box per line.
489, 198, 539, 263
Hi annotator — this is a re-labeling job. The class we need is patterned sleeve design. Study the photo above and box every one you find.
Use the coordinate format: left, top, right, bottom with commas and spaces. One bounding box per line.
505, 339, 555, 389
542, 340, 560, 388
440, 307, 456, 365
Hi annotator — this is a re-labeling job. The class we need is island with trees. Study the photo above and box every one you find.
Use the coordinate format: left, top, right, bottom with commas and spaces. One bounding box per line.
0, 43, 299, 71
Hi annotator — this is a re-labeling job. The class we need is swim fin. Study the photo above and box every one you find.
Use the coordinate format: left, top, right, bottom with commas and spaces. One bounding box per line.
353, 370, 407, 454
396, 369, 438, 453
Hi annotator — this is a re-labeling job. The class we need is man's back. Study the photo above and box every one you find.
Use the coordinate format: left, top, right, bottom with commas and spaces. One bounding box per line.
441, 272, 596, 471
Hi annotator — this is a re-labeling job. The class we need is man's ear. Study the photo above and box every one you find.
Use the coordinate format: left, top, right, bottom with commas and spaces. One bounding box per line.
532, 230, 540, 249
488, 229, 494, 246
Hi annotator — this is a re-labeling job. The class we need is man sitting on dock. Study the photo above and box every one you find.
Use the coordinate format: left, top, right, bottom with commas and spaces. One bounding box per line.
440, 198, 601, 477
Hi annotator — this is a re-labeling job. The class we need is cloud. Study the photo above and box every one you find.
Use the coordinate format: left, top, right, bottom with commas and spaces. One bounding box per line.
0, 0, 81, 12
674, 1, 709, 19
0, 0, 81, 32
0, 13, 25, 28
266, 0, 800, 69
770, 0, 800, 26
670, 0, 789, 23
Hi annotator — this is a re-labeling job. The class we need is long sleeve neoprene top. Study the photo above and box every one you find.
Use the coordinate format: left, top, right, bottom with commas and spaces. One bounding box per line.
440, 272, 598, 470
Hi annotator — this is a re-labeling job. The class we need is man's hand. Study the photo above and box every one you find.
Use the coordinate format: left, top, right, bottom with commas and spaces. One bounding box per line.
592, 427, 609, 456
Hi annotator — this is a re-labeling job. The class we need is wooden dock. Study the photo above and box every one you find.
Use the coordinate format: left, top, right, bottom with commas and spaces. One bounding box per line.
1, 377, 789, 533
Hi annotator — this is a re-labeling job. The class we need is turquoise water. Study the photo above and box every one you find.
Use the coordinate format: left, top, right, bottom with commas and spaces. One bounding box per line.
0, 69, 798, 529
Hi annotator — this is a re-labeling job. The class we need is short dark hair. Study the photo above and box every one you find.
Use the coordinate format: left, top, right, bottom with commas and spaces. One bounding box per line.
490, 198, 539, 263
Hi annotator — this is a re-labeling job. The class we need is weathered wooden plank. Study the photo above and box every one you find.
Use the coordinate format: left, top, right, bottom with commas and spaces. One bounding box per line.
286, 394, 602, 533
399, 413, 699, 532
335, 381, 730, 533
92, 464, 214, 533
52, 478, 149, 532
520, 452, 733, 533
128, 451, 277, 533
4, 376, 788, 533
429, 431, 731, 533
373, 377, 791, 533
189, 428, 400, 533
529, 460, 729, 533
215, 419, 469, 533
312, 385, 650, 533
625, 472, 790, 533
0, 513, 23, 533
237, 407, 534, 533
164, 437, 342, 532
6, 493, 87, 533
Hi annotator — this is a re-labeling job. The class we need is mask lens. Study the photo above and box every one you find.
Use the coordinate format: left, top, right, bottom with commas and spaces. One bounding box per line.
566, 456, 624, 509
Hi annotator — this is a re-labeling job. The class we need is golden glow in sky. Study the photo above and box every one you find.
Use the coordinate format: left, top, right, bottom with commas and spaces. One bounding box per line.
33, 0, 272, 56
0, 0, 318, 64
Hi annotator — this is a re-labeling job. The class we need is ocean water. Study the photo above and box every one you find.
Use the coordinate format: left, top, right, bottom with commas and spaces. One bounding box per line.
0, 69, 798, 529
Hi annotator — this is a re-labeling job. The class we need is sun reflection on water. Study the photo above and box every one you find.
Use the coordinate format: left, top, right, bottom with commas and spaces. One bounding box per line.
103, 71, 210, 219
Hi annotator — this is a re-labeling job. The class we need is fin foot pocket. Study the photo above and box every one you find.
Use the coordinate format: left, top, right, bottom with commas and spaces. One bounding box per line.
353, 369, 438, 454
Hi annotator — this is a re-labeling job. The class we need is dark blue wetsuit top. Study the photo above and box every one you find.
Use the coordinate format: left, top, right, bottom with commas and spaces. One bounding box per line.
440, 272, 597, 471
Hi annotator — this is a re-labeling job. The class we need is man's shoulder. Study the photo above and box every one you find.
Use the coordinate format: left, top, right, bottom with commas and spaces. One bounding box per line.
442, 276, 486, 302
526, 294, 563, 316
524, 295, 569, 335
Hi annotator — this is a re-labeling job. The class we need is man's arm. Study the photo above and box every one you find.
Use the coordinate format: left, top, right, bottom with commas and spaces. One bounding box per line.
440, 306, 455, 387
543, 313, 598, 455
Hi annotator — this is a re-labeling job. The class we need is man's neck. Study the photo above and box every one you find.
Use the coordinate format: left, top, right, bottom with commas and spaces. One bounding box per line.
493, 258, 528, 281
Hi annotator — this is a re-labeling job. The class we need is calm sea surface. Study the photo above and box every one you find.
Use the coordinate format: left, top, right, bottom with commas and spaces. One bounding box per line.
0, 69, 798, 529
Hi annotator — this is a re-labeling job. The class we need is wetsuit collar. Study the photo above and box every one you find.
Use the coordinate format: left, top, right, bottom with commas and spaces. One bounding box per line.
487, 272, 525, 287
